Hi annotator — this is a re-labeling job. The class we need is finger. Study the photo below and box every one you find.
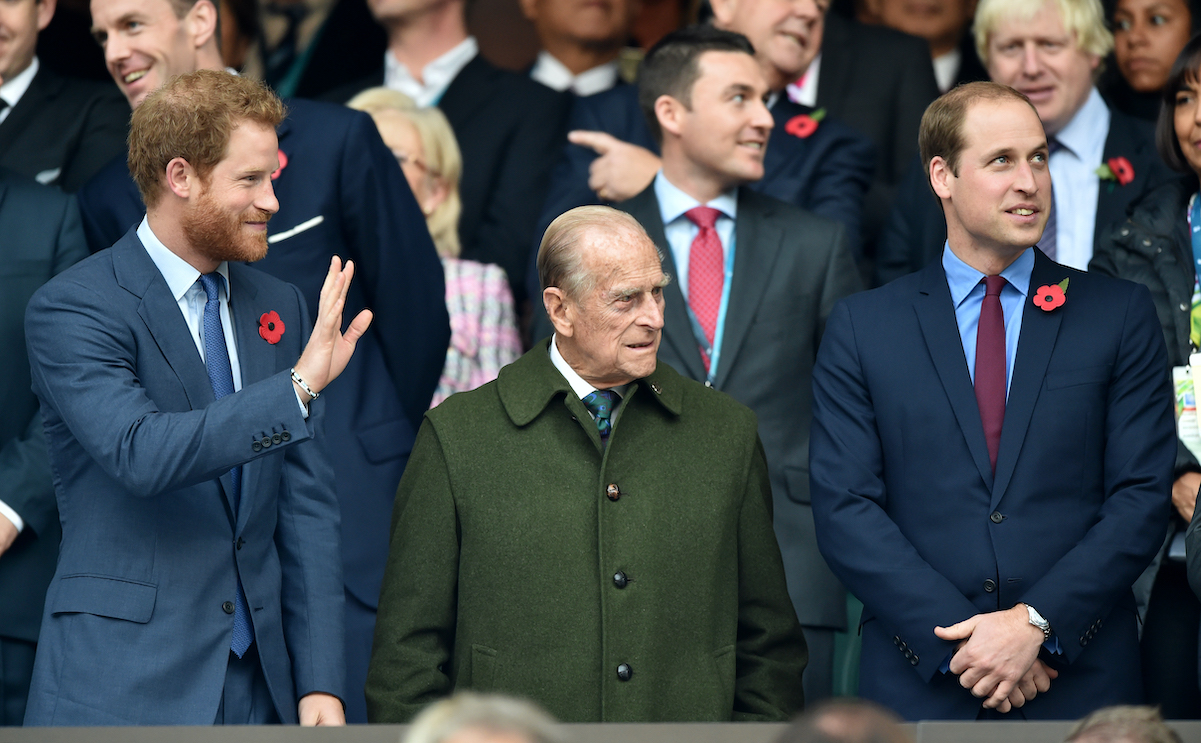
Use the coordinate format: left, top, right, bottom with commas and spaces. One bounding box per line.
996, 698, 1013, 714
971, 675, 1000, 701
568, 130, 615, 154
985, 678, 1015, 709
1017, 674, 1037, 701
343, 309, 374, 345
336, 259, 355, 308
1007, 686, 1026, 709
934, 617, 977, 641
316, 256, 344, 325
958, 665, 987, 692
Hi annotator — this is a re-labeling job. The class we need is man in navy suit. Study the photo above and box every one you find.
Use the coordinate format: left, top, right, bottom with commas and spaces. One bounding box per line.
538, 0, 877, 263
76, 0, 449, 722
810, 81, 1175, 719
23, 70, 364, 725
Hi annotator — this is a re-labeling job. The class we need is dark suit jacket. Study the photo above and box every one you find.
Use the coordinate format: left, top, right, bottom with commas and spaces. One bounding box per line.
287, 0, 387, 100
533, 83, 875, 269
330, 55, 572, 306
875, 106, 1176, 286
0, 172, 88, 644
0, 65, 128, 192
817, 14, 940, 244
74, 98, 450, 615
810, 249, 1175, 719
615, 185, 862, 630
23, 232, 344, 724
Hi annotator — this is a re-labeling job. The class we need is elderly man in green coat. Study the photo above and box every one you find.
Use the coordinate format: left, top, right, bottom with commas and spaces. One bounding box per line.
366, 205, 807, 723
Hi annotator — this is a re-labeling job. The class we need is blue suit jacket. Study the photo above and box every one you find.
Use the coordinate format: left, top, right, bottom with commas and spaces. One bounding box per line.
809, 249, 1175, 719
74, 99, 449, 611
22, 231, 344, 725
532, 83, 875, 270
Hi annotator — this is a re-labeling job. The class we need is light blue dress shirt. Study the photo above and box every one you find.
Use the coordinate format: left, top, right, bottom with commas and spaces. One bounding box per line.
943, 244, 1034, 396
654, 171, 737, 383
1048, 88, 1110, 271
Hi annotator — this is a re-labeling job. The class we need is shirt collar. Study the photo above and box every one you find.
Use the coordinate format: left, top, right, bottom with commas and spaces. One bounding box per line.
385, 37, 477, 107
942, 242, 1034, 309
138, 216, 231, 303
549, 333, 629, 400
530, 51, 619, 96
653, 170, 738, 226
932, 48, 960, 93
1, 57, 39, 110
1052, 87, 1109, 160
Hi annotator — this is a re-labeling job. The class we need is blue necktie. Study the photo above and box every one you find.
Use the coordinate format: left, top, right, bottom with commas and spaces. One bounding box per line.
1036, 138, 1060, 261
582, 389, 618, 447
198, 273, 254, 658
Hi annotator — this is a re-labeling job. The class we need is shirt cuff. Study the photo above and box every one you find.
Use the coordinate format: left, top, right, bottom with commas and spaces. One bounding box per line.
0, 498, 26, 533
295, 387, 310, 419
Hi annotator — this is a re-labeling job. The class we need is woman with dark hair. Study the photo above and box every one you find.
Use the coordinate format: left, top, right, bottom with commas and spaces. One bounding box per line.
1102, 0, 1199, 120
1091, 33, 1200, 718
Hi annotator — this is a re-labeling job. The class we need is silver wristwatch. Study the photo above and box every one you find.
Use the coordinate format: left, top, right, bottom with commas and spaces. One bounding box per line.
1025, 604, 1051, 640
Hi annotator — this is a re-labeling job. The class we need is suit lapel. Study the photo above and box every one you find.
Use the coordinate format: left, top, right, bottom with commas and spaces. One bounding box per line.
814, 15, 853, 111
620, 187, 708, 381
228, 265, 269, 533
438, 56, 498, 131
0, 67, 56, 154
913, 259, 995, 487
990, 250, 1065, 508
714, 190, 784, 390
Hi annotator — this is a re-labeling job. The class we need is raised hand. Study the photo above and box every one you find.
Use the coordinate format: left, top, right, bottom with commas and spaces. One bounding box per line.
568, 130, 662, 203
292, 256, 373, 400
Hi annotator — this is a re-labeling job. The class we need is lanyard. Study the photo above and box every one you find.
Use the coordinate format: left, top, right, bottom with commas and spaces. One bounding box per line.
1189, 193, 1201, 276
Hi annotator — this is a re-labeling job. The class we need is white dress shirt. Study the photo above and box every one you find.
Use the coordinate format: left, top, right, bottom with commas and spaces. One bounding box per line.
549, 334, 628, 406
530, 51, 619, 96
0, 57, 39, 125
385, 37, 478, 108
786, 53, 821, 107
1048, 87, 1110, 271
932, 48, 960, 93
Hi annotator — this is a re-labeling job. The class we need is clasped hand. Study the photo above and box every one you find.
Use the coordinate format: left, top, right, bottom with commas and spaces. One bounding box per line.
292, 256, 373, 401
934, 604, 1058, 712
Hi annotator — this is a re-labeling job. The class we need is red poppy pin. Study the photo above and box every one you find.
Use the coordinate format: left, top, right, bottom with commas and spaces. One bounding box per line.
1032, 277, 1069, 312
784, 108, 827, 139
271, 150, 288, 181
259, 311, 285, 343
1096, 156, 1134, 189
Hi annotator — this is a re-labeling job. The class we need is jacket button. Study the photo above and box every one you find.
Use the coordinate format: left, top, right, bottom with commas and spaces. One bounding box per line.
1120, 227, 1130, 236
650, 382, 661, 394
222, 601, 235, 614
261, 436, 273, 448
616, 663, 632, 681
235, 537, 245, 550
1142, 238, 1152, 247
910, 654, 920, 666
1080, 637, 1088, 647
271, 433, 283, 445
893, 636, 901, 646
606, 484, 621, 501
281, 431, 291, 442
251, 441, 262, 452
1183, 303, 1190, 312
613, 571, 629, 589
983, 579, 996, 592
990, 511, 1004, 524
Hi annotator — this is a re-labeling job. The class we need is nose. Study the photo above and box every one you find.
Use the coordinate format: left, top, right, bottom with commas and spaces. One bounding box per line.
101, 30, 127, 67
1021, 42, 1042, 78
795, 0, 821, 19
1125, 19, 1149, 48
641, 291, 665, 331
752, 98, 774, 131
1014, 157, 1040, 195
257, 180, 280, 216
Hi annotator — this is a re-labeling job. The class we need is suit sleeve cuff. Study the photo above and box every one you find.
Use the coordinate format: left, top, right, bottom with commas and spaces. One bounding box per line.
0, 498, 26, 533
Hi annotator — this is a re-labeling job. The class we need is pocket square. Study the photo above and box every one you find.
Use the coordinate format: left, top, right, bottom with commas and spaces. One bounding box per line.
267, 215, 324, 244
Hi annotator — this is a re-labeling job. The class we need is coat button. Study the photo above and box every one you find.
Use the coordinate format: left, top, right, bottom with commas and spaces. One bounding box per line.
990, 511, 1004, 524
235, 537, 245, 550
1142, 238, 1152, 247
910, 654, 920, 666
261, 436, 273, 449
606, 484, 621, 501
281, 431, 291, 442
271, 433, 283, 445
222, 601, 235, 614
616, 664, 632, 681
251, 441, 262, 452
650, 382, 661, 394
1183, 303, 1191, 312
613, 571, 629, 589
893, 636, 901, 646
983, 579, 996, 592
1120, 227, 1130, 236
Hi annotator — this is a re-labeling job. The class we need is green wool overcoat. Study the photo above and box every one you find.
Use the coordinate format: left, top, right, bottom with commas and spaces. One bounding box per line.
365, 340, 807, 723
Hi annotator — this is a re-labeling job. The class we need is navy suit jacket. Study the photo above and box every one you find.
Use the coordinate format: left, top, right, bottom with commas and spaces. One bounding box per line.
809, 249, 1175, 719
0, 172, 88, 644
533, 82, 876, 265
23, 232, 344, 724
74, 98, 449, 611
875, 107, 1176, 286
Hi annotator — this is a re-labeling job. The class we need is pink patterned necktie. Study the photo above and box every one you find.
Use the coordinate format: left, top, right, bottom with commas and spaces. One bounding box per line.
975, 275, 1007, 474
685, 206, 724, 372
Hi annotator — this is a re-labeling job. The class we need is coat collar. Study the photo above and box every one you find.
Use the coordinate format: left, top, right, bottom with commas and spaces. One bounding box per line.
498, 338, 682, 427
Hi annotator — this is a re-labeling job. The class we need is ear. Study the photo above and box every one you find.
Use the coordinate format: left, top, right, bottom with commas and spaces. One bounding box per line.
186, 0, 219, 51
708, 0, 736, 30
929, 156, 954, 200
518, 0, 538, 22
164, 157, 197, 200
36, 0, 58, 32
654, 95, 685, 139
544, 287, 576, 338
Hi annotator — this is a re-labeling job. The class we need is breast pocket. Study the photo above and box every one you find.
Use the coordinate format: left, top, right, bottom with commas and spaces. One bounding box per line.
1044, 364, 1111, 390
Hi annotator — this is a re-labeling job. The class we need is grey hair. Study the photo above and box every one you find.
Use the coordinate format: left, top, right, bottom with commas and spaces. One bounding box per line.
1065, 706, 1182, 743
537, 205, 661, 301
403, 693, 564, 743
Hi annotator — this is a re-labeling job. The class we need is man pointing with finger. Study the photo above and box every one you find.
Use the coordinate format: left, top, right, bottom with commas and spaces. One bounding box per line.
22, 70, 365, 726
810, 81, 1175, 719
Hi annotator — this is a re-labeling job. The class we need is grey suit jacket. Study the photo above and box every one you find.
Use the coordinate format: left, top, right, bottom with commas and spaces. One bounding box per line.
618, 185, 863, 628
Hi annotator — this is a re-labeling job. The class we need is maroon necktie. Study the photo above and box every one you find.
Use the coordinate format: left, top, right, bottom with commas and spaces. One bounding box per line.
975, 275, 1007, 473
685, 206, 723, 372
